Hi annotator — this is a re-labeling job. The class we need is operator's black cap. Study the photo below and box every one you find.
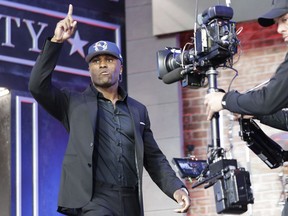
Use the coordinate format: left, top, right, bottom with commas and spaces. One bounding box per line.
258, 0, 288, 27
85, 40, 123, 64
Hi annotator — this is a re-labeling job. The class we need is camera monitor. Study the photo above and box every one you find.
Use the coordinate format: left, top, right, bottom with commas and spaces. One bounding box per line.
172, 158, 208, 178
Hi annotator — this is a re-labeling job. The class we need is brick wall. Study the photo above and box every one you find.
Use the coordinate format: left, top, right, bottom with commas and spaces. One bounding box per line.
181, 20, 288, 216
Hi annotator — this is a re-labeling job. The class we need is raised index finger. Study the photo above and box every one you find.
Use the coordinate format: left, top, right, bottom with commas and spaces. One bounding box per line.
67, 4, 73, 16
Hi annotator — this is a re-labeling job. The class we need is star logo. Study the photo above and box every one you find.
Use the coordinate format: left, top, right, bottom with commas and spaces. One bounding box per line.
67, 30, 88, 58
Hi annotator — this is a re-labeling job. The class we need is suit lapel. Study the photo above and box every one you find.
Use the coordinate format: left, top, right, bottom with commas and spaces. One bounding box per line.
127, 98, 144, 214
127, 98, 141, 143
127, 97, 144, 163
83, 87, 98, 135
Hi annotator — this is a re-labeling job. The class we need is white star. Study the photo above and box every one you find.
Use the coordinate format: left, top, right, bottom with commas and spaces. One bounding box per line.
67, 31, 88, 58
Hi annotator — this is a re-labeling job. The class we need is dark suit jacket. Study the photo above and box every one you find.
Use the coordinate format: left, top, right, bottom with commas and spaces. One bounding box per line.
29, 39, 185, 215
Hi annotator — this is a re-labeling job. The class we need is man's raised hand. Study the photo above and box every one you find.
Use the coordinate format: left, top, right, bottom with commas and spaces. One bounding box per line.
51, 4, 77, 43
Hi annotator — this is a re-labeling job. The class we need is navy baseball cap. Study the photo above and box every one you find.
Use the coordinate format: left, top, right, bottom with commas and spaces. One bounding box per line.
258, 0, 288, 27
85, 40, 123, 63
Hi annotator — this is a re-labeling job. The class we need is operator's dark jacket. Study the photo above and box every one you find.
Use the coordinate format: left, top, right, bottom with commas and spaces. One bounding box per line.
223, 53, 288, 131
29, 39, 185, 215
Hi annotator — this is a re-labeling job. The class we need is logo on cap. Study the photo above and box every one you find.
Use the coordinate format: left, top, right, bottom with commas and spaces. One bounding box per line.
93, 41, 108, 51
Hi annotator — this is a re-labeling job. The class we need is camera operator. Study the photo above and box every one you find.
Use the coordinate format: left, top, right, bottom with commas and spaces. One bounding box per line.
204, 0, 288, 215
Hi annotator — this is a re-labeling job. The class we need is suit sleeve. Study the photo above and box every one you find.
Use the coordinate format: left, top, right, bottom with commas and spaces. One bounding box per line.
224, 54, 288, 115
28, 39, 69, 127
142, 108, 185, 199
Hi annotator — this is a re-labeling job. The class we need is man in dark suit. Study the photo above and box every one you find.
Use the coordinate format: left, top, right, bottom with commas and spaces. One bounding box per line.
29, 4, 190, 216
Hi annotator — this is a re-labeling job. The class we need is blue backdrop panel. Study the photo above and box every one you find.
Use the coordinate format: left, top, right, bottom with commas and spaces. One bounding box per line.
0, 0, 125, 215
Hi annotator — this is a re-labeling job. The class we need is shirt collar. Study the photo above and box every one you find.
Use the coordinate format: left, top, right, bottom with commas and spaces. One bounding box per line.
90, 83, 127, 101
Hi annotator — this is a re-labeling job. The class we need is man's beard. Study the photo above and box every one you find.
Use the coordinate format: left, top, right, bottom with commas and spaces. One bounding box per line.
91, 77, 118, 88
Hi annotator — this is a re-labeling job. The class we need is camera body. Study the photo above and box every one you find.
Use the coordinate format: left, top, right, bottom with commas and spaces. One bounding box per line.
176, 158, 254, 214
211, 160, 254, 214
195, 18, 237, 67
156, 5, 239, 87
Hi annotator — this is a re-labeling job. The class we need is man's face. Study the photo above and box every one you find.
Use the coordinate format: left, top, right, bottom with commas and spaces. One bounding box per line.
275, 13, 288, 43
88, 54, 123, 89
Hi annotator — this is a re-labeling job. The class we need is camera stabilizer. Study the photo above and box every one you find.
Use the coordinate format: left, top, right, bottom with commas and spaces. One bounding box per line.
191, 67, 254, 214
157, 5, 255, 214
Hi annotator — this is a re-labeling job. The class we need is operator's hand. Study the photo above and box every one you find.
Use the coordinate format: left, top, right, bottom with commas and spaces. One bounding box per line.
173, 188, 190, 213
204, 92, 225, 120
51, 4, 77, 43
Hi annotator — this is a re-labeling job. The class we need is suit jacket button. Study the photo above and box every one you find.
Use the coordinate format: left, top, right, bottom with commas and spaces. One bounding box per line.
88, 163, 92, 167
90, 142, 93, 147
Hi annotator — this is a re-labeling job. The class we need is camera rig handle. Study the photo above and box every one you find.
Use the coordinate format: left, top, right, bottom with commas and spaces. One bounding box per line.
206, 67, 223, 159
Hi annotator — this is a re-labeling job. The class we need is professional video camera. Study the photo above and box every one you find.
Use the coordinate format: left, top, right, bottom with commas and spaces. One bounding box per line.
157, 5, 239, 87
157, 4, 254, 214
